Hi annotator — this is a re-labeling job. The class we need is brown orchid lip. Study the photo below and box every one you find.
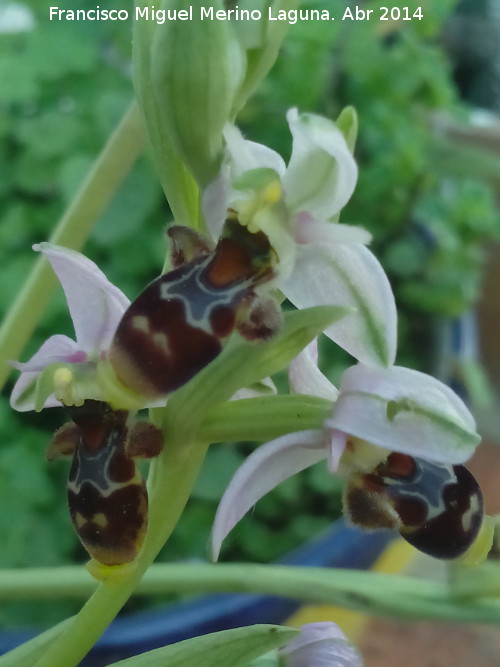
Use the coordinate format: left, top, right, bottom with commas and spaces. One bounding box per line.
108, 220, 278, 400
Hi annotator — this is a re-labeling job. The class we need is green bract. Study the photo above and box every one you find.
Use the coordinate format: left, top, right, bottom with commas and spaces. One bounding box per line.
150, 0, 239, 187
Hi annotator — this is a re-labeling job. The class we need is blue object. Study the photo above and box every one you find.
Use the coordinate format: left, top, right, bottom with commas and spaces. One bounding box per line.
0, 520, 392, 665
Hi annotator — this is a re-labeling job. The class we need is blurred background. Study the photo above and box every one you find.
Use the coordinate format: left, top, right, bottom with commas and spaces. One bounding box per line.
1, 0, 500, 658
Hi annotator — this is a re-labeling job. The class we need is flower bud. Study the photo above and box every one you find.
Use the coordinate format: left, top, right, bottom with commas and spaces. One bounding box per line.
135, 0, 242, 195
133, 1, 299, 223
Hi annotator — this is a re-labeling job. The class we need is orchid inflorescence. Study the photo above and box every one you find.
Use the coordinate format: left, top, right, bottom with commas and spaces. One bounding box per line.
11, 107, 492, 573
6, 5, 497, 667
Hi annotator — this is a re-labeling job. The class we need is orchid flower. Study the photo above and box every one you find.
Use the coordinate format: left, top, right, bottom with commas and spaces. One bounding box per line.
279, 622, 362, 667
10, 240, 278, 412
211, 340, 484, 561
203, 108, 397, 369
10, 243, 130, 411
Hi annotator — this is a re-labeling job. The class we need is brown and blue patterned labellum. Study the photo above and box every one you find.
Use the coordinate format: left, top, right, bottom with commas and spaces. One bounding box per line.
64, 401, 155, 566
108, 220, 277, 398
344, 452, 484, 560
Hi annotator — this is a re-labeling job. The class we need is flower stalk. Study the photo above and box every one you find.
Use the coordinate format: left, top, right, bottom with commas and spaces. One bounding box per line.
4, 560, 500, 627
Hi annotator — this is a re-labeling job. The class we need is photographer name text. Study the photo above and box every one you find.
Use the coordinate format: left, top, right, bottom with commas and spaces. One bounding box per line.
49, 5, 424, 25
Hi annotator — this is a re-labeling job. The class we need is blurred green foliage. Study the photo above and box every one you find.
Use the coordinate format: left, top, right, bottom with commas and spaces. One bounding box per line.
1, 0, 499, 628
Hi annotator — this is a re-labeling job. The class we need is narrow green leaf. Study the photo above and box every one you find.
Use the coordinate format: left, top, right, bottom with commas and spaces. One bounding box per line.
199, 394, 332, 443
243, 306, 351, 388
0, 618, 72, 667
136, 562, 500, 625
109, 624, 297, 667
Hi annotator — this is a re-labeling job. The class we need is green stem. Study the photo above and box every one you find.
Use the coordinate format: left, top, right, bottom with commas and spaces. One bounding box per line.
4, 562, 500, 626
0, 101, 144, 391
31, 434, 208, 667
137, 563, 500, 623
0, 568, 94, 599
449, 560, 500, 599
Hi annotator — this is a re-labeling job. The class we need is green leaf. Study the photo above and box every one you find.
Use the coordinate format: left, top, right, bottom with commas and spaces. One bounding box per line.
241, 307, 350, 388
199, 394, 332, 444
17, 112, 83, 159
0, 618, 71, 667
109, 625, 297, 667
5, 560, 500, 625
246, 653, 278, 667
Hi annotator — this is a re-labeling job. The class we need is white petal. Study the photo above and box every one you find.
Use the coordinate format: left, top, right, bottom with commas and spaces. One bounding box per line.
10, 334, 81, 411
203, 125, 287, 242
223, 123, 286, 178
294, 213, 371, 246
326, 364, 480, 464
211, 430, 326, 560
202, 162, 232, 242
327, 429, 348, 472
35, 244, 130, 353
280, 622, 363, 667
284, 109, 358, 221
284, 244, 397, 368
289, 340, 338, 401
